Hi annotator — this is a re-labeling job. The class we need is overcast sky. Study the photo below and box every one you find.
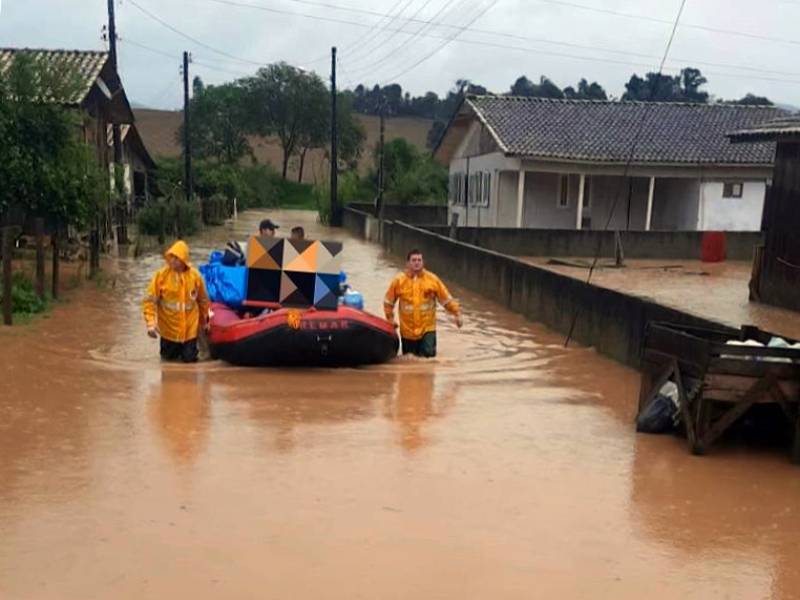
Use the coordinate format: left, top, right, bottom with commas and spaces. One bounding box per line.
1, 0, 799, 110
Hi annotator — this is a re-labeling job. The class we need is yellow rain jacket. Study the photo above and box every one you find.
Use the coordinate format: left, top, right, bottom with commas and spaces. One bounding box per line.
384, 269, 460, 341
143, 241, 210, 343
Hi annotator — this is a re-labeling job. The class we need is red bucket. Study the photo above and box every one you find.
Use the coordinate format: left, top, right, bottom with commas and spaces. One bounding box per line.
701, 231, 726, 263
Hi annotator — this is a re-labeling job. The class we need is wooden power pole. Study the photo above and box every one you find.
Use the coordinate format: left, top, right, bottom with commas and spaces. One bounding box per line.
183, 51, 194, 203
330, 47, 340, 226
107, 0, 126, 242
376, 104, 385, 220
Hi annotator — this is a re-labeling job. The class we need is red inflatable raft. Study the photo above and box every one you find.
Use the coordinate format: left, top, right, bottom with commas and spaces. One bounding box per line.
208, 302, 399, 367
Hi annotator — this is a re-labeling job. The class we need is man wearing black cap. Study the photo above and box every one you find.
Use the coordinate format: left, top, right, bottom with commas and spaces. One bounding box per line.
259, 219, 279, 237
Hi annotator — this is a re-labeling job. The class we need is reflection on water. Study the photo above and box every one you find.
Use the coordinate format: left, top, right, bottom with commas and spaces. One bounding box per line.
0, 210, 799, 600
147, 370, 211, 466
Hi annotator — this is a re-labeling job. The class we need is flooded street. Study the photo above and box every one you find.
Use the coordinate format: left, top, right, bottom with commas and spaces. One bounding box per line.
2, 210, 800, 599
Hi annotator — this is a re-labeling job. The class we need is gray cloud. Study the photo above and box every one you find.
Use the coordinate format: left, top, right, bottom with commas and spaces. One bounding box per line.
1, 0, 798, 109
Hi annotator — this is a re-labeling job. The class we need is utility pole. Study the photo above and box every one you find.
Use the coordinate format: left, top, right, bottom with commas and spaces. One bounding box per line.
330, 46, 340, 226
376, 102, 385, 220
107, 0, 125, 243
183, 51, 194, 203
107, 0, 118, 69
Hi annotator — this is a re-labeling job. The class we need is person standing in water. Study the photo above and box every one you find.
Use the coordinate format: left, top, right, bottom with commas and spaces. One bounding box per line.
290, 226, 305, 241
143, 240, 210, 363
384, 249, 462, 358
259, 219, 279, 237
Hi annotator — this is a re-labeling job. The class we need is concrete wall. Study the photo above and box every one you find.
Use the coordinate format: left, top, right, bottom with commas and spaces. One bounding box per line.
421, 226, 763, 261
380, 221, 732, 367
699, 180, 766, 231
348, 203, 447, 225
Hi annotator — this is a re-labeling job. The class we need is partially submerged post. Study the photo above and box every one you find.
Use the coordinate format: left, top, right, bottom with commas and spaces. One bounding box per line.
51, 230, 60, 301
2, 227, 13, 326
35, 217, 45, 299
614, 230, 625, 267
89, 223, 100, 279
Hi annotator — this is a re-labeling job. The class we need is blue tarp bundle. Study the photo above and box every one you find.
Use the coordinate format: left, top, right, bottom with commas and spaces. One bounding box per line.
199, 251, 248, 309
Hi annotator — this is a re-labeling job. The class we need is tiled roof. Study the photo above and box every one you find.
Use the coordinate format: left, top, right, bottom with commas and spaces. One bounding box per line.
467, 95, 785, 165
728, 116, 800, 143
0, 48, 109, 105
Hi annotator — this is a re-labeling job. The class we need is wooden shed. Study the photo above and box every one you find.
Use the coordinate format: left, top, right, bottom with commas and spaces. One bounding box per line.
730, 117, 800, 311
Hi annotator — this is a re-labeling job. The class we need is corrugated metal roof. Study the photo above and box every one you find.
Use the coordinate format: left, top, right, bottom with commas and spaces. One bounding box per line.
466, 95, 785, 165
0, 48, 108, 105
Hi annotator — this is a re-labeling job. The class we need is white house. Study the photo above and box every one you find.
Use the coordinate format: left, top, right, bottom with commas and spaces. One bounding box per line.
434, 96, 785, 231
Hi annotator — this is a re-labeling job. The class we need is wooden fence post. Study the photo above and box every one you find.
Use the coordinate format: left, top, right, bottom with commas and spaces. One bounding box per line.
2, 227, 13, 326
51, 230, 60, 301
89, 218, 100, 279
35, 218, 46, 299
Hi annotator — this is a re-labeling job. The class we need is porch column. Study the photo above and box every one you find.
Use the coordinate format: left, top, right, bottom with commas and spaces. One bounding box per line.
576, 174, 586, 230
516, 170, 525, 228
645, 176, 656, 231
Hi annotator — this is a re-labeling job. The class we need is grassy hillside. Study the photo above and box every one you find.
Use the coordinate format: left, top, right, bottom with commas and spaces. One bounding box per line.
134, 110, 433, 185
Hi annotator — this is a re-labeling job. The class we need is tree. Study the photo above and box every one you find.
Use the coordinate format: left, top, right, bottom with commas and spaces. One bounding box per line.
680, 68, 709, 103
510, 75, 564, 99
725, 93, 773, 106
183, 78, 251, 165
242, 63, 329, 180
0, 52, 105, 228
334, 92, 366, 172
293, 76, 330, 182
623, 67, 710, 103
564, 78, 608, 100
373, 138, 447, 205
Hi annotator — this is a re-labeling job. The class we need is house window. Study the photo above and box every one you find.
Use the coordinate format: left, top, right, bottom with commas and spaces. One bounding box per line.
469, 173, 481, 206
558, 174, 569, 208
723, 182, 744, 198
480, 172, 491, 207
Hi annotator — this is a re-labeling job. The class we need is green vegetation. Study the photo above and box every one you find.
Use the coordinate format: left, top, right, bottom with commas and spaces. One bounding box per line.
311, 138, 447, 214
0, 51, 107, 228
0, 272, 48, 317
137, 196, 200, 238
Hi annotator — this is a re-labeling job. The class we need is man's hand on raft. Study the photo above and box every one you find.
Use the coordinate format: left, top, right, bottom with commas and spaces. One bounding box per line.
147, 327, 158, 339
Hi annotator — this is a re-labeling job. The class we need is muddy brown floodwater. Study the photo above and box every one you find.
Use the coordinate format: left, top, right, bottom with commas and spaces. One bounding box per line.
1, 210, 800, 600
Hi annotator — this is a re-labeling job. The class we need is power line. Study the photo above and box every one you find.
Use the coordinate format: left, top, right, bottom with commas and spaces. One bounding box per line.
123, 38, 257, 77
345, 0, 470, 80
564, 0, 689, 347
375, 1, 493, 85
345, 0, 443, 68
127, 0, 270, 66
122, 29, 800, 92
200, 0, 800, 51
535, 0, 800, 48
340, 0, 418, 64
186, 0, 800, 83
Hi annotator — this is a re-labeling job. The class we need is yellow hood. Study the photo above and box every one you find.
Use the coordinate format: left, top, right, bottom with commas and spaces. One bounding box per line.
165, 240, 191, 266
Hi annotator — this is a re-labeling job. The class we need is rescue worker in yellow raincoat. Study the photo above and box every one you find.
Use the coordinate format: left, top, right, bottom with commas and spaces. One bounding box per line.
384, 249, 462, 358
143, 240, 210, 363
